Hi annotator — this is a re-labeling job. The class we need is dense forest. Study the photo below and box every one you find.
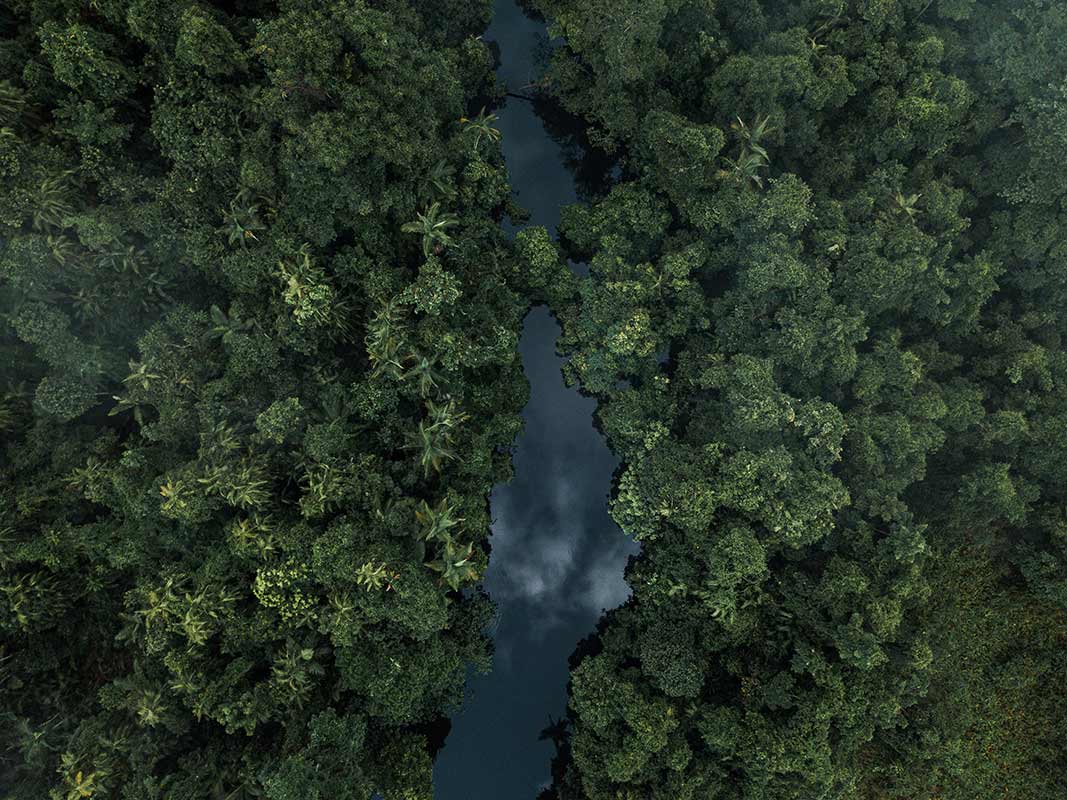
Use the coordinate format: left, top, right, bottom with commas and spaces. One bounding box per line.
527, 0, 1067, 798
1, 1, 1066, 799
0, 0, 532, 796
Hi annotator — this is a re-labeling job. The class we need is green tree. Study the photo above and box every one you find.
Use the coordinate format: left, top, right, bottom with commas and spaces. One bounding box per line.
402, 202, 462, 259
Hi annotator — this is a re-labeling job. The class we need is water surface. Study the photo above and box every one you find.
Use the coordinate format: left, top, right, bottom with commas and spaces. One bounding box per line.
432, 3, 638, 797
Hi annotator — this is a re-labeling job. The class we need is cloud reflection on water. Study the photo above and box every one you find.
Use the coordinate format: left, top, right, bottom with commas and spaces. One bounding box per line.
432, 2, 639, 798
434, 305, 639, 798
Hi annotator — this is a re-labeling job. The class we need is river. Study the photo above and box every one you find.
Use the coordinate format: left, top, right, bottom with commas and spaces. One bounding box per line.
431, 2, 639, 798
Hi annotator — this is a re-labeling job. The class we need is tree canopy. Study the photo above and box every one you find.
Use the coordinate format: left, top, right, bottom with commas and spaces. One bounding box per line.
525, 0, 1067, 798
1, 1, 531, 797
3, 1, 1067, 798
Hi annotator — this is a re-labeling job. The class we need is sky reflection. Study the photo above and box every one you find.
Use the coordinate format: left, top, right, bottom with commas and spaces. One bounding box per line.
431, 2, 639, 798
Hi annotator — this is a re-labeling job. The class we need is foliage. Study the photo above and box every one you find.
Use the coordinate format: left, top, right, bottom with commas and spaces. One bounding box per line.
530, 0, 1067, 797
4, 0, 1067, 796
0, 0, 525, 796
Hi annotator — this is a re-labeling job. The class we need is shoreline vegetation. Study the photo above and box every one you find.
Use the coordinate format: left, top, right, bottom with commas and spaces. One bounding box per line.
2, 1, 1066, 799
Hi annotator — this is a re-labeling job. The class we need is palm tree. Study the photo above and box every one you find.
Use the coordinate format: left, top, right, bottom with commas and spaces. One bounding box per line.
721, 150, 770, 189
405, 398, 469, 477
158, 478, 189, 515
32, 172, 75, 232
366, 301, 408, 380
123, 360, 161, 391
95, 238, 146, 274
893, 191, 922, 222
733, 114, 774, 159
422, 158, 456, 202
230, 515, 277, 560
426, 540, 478, 590
355, 561, 400, 592
426, 396, 469, 431
415, 497, 463, 543
209, 305, 254, 343
460, 107, 501, 152
721, 115, 776, 189
47, 234, 79, 266
402, 354, 443, 398
69, 287, 104, 324
220, 189, 266, 248
407, 417, 458, 477
135, 688, 168, 727
221, 460, 271, 510
401, 202, 461, 258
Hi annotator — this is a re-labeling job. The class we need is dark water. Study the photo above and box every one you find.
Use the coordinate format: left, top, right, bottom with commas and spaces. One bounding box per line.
431, 2, 639, 798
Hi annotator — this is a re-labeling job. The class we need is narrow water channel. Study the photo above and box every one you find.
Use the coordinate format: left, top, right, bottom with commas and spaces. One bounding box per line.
431, 2, 640, 798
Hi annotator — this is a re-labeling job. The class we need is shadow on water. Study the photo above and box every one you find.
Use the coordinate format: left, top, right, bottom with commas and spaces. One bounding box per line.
431, 2, 638, 798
